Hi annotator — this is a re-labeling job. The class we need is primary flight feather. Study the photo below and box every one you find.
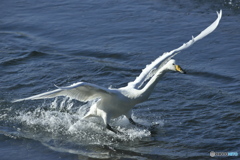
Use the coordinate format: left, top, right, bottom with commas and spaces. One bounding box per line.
13, 10, 222, 134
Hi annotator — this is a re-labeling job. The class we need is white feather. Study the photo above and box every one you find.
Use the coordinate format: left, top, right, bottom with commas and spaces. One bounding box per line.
128, 10, 222, 89
12, 82, 112, 103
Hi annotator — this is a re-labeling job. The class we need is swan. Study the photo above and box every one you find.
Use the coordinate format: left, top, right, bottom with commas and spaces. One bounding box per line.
13, 10, 222, 133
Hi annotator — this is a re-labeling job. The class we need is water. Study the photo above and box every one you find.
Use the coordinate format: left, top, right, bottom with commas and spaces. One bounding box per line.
1, 0, 240, 159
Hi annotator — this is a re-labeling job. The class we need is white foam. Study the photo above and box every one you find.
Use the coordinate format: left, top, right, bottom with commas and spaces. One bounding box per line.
12, 97, 164, 155
10, 98, 166, 158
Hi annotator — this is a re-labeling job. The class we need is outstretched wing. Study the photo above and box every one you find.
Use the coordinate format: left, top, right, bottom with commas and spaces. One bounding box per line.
12, 82, 112, 103
128, 10, 222, 89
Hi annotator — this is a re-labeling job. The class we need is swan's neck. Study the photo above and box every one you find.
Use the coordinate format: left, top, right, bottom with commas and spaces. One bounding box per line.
139, 68, 168, 101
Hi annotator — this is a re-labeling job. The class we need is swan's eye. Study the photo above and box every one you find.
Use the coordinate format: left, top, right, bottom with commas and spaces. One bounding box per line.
172, 63, 175, 65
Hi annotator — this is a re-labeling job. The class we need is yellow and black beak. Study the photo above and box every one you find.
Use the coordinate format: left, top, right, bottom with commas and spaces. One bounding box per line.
175, 65, 186, 74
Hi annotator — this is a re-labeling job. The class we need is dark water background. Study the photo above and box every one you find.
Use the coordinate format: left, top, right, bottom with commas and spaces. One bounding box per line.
1, 0, 240, 159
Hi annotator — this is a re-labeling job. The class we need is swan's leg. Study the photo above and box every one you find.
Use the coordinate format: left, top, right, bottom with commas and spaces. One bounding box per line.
125, 110, 145, 127
100, 110, 123, 134
82, 111, 120, 133
129, 117, 159, 134
106, 124, 119, 134
128, 117, 147, 128
125, 110, 158, 129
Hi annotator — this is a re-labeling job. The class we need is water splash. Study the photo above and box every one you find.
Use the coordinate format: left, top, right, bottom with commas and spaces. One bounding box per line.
9, 97, 162, 158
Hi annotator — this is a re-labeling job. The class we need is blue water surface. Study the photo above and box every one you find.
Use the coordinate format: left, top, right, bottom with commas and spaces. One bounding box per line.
0, 0, 239, 159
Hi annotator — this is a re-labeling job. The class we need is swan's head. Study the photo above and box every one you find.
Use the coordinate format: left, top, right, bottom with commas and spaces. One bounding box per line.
166, 59, 186, 74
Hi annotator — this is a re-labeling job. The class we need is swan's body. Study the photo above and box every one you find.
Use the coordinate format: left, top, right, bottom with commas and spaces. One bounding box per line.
13, 10, 222, 133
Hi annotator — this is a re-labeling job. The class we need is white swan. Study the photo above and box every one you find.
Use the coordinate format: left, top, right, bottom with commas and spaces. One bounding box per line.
13, 10, 222, 133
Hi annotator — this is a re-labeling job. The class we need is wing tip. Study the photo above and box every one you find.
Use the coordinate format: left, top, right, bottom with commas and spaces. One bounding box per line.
217, 9, 222, 18
11, 98, 25, 103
